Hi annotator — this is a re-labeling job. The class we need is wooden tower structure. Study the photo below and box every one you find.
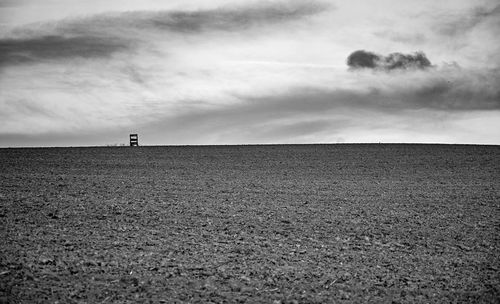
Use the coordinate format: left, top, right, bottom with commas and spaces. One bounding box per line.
129, 134, 139, 146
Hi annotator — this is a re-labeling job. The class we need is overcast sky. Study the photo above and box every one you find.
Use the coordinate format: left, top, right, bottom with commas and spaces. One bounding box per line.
0, 0, 499, 147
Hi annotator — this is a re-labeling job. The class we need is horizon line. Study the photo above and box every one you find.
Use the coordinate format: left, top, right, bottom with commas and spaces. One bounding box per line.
1, 142, 499, 149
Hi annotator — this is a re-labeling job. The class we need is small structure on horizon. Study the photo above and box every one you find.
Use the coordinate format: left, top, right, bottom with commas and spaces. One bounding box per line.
129, 134, 139, 147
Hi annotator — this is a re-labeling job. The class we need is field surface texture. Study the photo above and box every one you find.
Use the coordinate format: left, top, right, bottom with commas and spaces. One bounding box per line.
1, 144, 499, 303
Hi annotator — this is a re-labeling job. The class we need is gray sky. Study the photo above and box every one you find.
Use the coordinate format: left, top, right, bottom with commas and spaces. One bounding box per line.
1, 0, 499, 146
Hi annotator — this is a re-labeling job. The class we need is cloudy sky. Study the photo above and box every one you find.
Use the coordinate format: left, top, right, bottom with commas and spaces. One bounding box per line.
0, 0, 499, 146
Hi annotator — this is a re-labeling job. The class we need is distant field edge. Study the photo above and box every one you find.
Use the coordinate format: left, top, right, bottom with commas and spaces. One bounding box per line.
1, 143, 499, 149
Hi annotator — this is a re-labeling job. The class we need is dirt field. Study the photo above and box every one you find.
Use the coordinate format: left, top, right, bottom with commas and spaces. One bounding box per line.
1, 144, 499, 303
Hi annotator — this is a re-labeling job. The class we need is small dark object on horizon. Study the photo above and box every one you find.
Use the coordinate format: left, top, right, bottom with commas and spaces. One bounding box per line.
129, 134, 139, 146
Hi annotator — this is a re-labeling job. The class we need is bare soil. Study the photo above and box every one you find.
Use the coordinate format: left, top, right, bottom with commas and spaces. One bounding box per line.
1, 144, 499, 303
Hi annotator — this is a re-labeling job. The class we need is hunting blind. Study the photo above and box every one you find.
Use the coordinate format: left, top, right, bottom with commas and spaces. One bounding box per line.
129, 134, 139, 146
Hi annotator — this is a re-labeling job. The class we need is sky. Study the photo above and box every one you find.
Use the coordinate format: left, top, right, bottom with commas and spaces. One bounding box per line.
0, 0, 499, 147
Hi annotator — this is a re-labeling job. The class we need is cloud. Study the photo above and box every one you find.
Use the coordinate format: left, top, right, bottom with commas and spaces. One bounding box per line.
56, 1, 329, 37
392, 72, 500, 110
347, 50, 432, 70
139, 66, 500, 142
0, 35, 131, 66
420, 3, 500, 69
2, 52, 497, 143
183, 66, 500, 126
373, 30, 426, 44
436, 4, 500, 37
1, 0, 498, 146
139, 1, 330, 33
0, 1, 329, 67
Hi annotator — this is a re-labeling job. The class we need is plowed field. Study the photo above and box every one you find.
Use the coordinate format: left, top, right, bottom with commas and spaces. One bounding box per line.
1, 144, 499, 303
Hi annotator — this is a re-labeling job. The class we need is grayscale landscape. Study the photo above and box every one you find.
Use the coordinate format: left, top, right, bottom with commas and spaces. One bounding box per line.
1, 0, 500, 302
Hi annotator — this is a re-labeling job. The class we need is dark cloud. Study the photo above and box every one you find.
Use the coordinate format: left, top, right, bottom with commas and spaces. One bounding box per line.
254, 72, 498, 112
162, 69, 500, 130
400, 77, 500, 110
0, 1, 329, 67
144, 1, 329, 33
61, 1, 330, 35
384, 52, 431, 70
346, 50, 379, 69
0, 35, 130, 67
347, 50, 432, 70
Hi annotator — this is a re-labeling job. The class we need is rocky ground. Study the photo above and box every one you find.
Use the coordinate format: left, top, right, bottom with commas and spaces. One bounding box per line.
1, 144, 499, 303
